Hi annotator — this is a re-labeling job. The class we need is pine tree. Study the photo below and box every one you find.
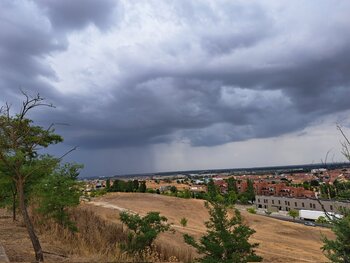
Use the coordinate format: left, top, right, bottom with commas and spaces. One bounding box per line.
184, 200, 262, 263
322, 208, 350, 263
321, 125, 350, 262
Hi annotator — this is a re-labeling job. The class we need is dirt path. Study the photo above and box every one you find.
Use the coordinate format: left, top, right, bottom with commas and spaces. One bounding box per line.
88, 192, 334, 263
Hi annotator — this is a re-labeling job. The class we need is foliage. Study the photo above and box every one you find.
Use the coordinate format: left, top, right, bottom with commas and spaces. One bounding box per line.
90, 188, 107, 197
184, 201, 262, 263
288, 209, 299, 220
321, 126, 350, 262
35, 163, 83, 231
247, 207, 257, 214
316, 216, 329, 225
322, 208, 350, 263
106, 179, 111, 190
139, 181, 147, 193
264, 210, 272, 216
0, 93, 63, 261
109, 179, 144, 193
119, 211, 171, 252
0, 175, 14, 208
180, 217, 188, 227
207, 179, 219, 201
245, 179, 256, 202
226, 177, 238, 194
177, 189, 192, 199
146, 188, 155, 194
170, 185, 178, 193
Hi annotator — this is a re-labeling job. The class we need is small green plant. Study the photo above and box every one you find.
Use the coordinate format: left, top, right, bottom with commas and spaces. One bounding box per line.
288, 209, 299, 220
247, 207, 257, 214
265, 210, 272, 216
180, 217, 188, 227
316, 216, 328, 225
120, 211, 172, 252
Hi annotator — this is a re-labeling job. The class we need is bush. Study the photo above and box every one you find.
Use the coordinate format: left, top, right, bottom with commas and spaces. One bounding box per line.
119, 211, 172, 252
247, 207, 257, 214
288, 209, 299, 220
180, 217, 188, 227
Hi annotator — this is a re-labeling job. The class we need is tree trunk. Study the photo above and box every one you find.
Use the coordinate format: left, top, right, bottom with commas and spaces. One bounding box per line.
17, 178, 44, 262
12, 192, 16, 221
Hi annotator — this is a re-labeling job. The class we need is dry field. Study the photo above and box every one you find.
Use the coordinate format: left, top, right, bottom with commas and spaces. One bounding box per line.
88, 192, 334, 263
0, 209, 90, 262
146, 180, 190, 190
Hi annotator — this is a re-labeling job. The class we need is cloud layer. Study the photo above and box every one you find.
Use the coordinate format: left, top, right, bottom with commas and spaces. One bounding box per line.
1, 0, 350, 175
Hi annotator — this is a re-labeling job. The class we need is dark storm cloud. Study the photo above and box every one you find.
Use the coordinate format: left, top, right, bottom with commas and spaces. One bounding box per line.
36, 0, 118, 31
1, 0, 350, 153
0, 0, 116, 105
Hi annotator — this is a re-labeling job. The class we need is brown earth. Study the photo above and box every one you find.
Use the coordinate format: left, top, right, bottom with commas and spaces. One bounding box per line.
0, 209, 89, 262
88, 192, 334, 263
146, 180, 190, 190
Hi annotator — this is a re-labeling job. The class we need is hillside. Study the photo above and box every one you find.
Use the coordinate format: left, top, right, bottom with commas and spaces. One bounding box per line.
87, 192, 334, 262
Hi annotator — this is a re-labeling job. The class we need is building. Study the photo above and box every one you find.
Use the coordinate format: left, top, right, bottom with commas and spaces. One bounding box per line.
254, 182, 315, 198
255, 195, 350, 213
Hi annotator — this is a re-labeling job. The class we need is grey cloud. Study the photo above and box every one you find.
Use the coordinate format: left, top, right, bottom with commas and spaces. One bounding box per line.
1, 0, 350, 155
36, 0, 118, 31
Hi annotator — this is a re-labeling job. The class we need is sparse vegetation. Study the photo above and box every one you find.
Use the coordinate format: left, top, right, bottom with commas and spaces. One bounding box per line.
119, 211, 172, 253
35, 163, 83, 231
180, 217, 188, 227
288, 210, 299, 220
247, 207, 257, 214
316, 216, 328, 225
184, 200, 262, 263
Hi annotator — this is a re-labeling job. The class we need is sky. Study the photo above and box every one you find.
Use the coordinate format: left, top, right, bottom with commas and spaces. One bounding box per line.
1, 0, 350, 177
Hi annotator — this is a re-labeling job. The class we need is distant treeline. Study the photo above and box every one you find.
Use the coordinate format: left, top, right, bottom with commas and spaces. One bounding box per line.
106, 179, 147, 193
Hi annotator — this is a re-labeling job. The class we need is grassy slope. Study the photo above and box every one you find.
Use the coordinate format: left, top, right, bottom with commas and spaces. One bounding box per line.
88, 192, 334, 263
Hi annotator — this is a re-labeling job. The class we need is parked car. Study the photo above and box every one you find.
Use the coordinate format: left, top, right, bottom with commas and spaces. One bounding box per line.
304, 221, 316, 227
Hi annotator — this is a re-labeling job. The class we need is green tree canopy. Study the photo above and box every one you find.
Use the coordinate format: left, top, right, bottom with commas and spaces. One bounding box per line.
35, 163, 83, 231
184, 201, 262, 263
120, 211, 171, 252
0, 93, 63, 261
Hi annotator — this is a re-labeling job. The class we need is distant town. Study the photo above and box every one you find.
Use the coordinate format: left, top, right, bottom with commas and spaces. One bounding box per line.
83, 163, 350, 222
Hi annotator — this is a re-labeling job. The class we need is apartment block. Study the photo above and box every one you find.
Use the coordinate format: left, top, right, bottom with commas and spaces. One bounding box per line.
255, 195, 350, 213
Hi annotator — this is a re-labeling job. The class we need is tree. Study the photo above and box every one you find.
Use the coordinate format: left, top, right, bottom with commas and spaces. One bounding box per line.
184, 201, 262, 263
245, 179, 255, 203
132, 179, 139, 192
207, 179, 218, 200
321, 125, 350, 262
35, 163, 83, 231
322, 207, 350, 263
288, 209, 299, 220
170, 185, 177, 194
180, 217, 188, 227
119, 211, 171, 252
126, 180, 134, 192
106, 179, 111, 191
0, 93, 63, 261
227, 177, 238, 194
139, 181, 146, 193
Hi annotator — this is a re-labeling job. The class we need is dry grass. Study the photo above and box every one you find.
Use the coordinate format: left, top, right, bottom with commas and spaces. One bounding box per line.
90, 192, 335, 263
0, 208, 91, 262
146, 180, 190, 191
33, 207, 181, 262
